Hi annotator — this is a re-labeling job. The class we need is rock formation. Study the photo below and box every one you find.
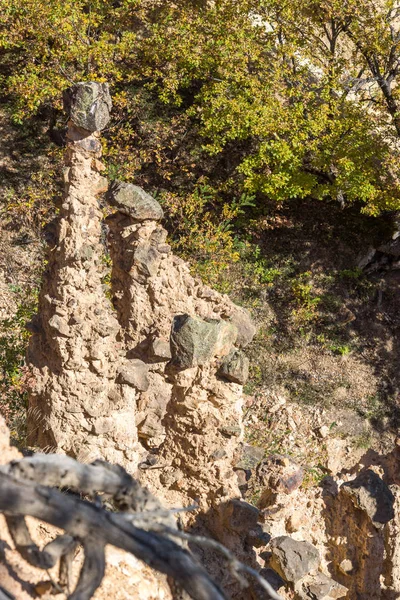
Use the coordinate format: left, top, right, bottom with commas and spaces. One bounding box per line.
243, 444, 400, 599
106, 182, 255, 507
26, 83, 255, 512
26, 83, 140, 466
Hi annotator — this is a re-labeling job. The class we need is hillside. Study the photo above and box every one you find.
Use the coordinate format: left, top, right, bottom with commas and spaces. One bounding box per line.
0, 88, 399, 599
1, 1, 400, 598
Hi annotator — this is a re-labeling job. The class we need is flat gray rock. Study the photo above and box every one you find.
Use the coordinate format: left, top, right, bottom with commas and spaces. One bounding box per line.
107, 182, 164, 221
269, 536, 320, 583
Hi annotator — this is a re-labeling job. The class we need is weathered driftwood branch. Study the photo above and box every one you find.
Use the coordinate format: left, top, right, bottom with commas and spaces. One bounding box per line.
0, 457, 224, 600
4, 455, 163, 514
0, 456, 282, 600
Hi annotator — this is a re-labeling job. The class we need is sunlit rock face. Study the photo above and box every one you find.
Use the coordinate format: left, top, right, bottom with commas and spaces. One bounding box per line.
106, 183, 255, 506
26, 82, 140, 467
26, 82, 255, 511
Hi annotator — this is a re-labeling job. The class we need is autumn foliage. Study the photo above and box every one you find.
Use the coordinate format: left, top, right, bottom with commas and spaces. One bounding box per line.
1, 0, 400, 271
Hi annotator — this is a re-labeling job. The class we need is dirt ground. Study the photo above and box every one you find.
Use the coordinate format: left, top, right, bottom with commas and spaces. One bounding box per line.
227, 197, 400, 473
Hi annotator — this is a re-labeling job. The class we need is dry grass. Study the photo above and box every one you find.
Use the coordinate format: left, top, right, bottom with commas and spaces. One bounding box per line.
0, 106, 58, 443
225, 198, 400, 465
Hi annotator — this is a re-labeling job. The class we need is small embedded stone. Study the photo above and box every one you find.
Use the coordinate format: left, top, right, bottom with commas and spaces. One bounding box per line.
229, 308, 256, 348
269, 536, 320, 584
93, 175, 109, 195
294, 572, 348, 599
138, 413, 163, 439
219, 424, 242, 438
92, 417, 113, 435
117, 359, 150, 392
223, 499, 260, 533
134, 243, 162, 278
92, 158, 106, 172
317, 425, 330, 438
286, 512, 306, 533
48, 314, 71, 337
257, 454, 304, 508
247, 524, 271, 548
218, 349, 249, 384
235, 468, 249, 489
338, 559, 354, 576
158, 243, 171, 254
211, 448, 227, 461
234, 444, 265, 470
76, 136, 102, 154
149, 337, 172, 362
82, 395, 110, 418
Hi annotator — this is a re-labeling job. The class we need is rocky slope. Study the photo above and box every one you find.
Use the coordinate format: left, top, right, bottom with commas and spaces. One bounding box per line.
3, 83, 400, 600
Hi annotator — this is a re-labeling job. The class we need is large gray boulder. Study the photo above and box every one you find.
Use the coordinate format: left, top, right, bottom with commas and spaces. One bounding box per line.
269, 536, 320, 583
107, 182, 164, 221
170, 314, 237, 369
340, 469, 395, 528
63, 82, 112, 132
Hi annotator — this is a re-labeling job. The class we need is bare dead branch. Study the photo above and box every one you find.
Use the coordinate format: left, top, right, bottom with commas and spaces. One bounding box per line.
4, 515, 48, 568
0, 463, 227, 600
0, 456, 282, 600
124, 521, 283, 600
43, 534, 77, 566
59, 537, 79, 593
69, 540, 106, 600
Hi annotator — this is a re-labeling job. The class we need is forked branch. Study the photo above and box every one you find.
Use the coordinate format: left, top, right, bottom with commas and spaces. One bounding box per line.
0, 455, 281, 600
